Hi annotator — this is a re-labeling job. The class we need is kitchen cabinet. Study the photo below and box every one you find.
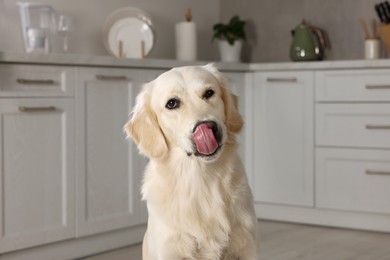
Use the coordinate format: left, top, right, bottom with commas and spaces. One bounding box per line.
315, 69, 390, 215
0, 65, 75, 253
76, 67, 163, 237
0, 63, 164, 258
253, 71, 314, 207
253, 68, 390, 233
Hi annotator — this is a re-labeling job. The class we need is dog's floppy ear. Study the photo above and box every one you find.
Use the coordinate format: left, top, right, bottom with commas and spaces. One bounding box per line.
203, 63, 243, 133
124, 83, 168, 159
220, 81, 244, 133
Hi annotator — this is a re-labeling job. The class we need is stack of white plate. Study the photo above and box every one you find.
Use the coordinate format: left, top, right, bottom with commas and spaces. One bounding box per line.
102, 7, 155, 59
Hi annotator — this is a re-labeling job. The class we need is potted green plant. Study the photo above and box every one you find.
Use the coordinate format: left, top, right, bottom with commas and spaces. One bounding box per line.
212, 15, 247, 62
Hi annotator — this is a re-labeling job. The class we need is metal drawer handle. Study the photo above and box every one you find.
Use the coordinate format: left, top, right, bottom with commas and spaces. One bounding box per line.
17, 79, 56, 85
366, 124, 390, 130
96, 75, 128, 81
266, 77, 298, 83
366, 170, 390, 176
19, 106, 57, 112
365, 84, 390, 89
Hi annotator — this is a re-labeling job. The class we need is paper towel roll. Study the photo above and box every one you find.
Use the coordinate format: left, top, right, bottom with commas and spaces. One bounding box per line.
175, 21, 197, 61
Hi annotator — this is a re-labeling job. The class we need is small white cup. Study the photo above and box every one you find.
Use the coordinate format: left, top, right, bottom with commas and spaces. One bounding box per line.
365, 38, 380, 59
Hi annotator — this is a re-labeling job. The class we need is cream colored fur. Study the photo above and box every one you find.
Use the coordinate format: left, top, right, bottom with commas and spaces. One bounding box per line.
125, 64, 257, 260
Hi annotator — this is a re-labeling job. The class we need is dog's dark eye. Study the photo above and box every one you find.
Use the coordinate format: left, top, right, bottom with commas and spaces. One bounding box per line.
203, 89, 215, 99
165, 98, 180, 109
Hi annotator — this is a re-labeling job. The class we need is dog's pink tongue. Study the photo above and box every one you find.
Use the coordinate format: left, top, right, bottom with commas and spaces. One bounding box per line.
193, 124, 218, 155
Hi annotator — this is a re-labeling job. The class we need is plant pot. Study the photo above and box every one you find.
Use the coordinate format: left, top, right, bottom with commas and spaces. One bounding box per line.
218, 40, 242, 62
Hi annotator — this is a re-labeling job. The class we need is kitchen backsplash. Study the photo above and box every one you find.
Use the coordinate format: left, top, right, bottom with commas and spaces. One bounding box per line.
0, 0, 383, 62
221, 0, 380, 62
0, 0, 220, 61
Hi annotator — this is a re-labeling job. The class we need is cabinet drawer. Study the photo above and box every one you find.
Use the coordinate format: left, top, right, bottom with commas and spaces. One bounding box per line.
0, 64, 74, 97
316, 104, 390, 148
316, 148, 390, 214
316, 69, 390, 102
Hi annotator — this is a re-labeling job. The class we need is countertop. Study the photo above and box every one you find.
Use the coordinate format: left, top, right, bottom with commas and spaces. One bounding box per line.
249, 59, 390, 71
1, 51, 390, 71
0, 52, 250, 72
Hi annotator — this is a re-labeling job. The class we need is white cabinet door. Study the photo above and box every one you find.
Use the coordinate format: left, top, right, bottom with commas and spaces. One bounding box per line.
76, 68, 162, 236
253, 71, 314, 207
0, 99, 75, 253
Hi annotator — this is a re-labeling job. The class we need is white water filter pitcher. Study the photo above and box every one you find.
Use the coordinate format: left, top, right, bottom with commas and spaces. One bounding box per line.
17, 2, 57, 53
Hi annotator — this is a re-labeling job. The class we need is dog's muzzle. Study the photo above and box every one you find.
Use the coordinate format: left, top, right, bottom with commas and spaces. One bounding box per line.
188, 120, 223, 159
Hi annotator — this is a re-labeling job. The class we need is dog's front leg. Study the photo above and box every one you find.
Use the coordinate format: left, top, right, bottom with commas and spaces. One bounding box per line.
223, 223, 257, 260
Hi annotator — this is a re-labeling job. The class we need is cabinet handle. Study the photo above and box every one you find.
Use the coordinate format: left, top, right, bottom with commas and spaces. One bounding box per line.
96, 75, 128, 81
19, 106, 57, 112
365, 84, 390, 89
366, 170, 390, 176
17, 79, 56, 85
366, 124, 390, 130
266, 77, 298, 83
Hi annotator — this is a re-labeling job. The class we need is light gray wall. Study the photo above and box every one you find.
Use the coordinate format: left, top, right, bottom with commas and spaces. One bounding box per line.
1, 0, 382, 62
221, 0, 380, 62
0, 0, 220, 60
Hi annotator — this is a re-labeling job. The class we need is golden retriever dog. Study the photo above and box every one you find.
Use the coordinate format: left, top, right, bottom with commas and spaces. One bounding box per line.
125, 64, 257, 260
